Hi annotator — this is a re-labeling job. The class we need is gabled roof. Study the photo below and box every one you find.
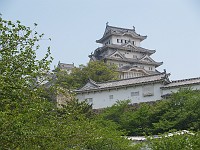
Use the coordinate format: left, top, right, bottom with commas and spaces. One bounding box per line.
90, 44, 156, 59
57, 62, 75, 70
79, 78, 100, 90
140, 55, 158, 64
96, 25, 147, 43
105, 56, 163, 67
122, 41, 137, 49
76, 72, 170, 93
119, 65, 151, 75
108, 50, 125, 59
161, 77, 200, 89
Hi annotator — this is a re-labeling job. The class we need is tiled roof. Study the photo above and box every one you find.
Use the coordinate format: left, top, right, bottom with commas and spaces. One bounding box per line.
106, 44, 156, 54
58, 62, 74, 69
105, 56, 163, 67
76, 73, 169, 93
89, 44, 156, 60
161, 77, 200, 89
118, 65, 159, 75
96, 25, 147, 43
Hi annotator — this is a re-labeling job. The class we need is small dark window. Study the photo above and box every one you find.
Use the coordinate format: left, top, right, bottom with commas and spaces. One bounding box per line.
117, 39, 120, 43
109, 95, 113, 99
121, 39, 123, 43
132, 41, 135, 45
131, 91, 139, 96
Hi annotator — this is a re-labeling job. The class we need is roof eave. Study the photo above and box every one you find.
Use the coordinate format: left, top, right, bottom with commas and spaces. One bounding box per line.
75, 79, 164, 94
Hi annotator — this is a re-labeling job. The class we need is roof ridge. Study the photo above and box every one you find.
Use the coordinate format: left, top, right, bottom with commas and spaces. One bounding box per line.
107, 25, 135, 31
96, 72, 166, 84
172, 77, 200, 83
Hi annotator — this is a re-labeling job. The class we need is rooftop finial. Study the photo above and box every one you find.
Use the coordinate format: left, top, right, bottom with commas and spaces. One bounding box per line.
133, 26, 135, 31
106, 22, 109, 26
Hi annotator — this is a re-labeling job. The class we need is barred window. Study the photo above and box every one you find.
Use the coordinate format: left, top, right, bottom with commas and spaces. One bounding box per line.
131, 91, 139, 96
109, 95, 113, 99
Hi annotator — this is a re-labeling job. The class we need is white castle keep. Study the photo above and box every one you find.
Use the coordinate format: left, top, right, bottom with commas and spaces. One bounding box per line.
89, 24, 162, 79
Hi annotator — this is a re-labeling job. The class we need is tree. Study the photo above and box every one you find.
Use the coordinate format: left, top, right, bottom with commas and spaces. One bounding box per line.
147, 131, 200, 150
53, 60, 119, 90
152, 89, 200, 134
0, 16, 134, 149
0, 16, 52, 110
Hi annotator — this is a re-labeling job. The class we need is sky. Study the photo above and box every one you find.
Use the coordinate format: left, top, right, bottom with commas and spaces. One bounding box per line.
0, 0, 200, 80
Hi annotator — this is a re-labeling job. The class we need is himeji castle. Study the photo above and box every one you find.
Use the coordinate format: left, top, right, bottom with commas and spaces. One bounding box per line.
89, 24, 163, 79
75, 24, 200, 109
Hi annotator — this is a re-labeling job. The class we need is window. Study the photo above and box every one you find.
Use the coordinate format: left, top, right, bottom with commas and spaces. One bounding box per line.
121, 39, 123, 43
132, 41, 135, 45
149, 67, 153, 71
109, 95, 113, 99
133, 55, 137, 59
117, 39, 120, 43
125, 40, 127, 43
131, 91, 139, 96
143, 85, 154, 97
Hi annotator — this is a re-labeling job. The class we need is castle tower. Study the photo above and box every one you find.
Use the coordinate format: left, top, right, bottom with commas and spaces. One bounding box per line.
89, 24, 163, 79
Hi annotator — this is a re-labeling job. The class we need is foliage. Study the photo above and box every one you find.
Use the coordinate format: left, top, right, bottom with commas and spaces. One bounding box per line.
53, 60, 119, 90
0, 17, 134, 149
0, 98, 135, 150
0, 15, 52, 110
152, 89, 200, 134
97, 89, 200, 136
147, 131, 200, 150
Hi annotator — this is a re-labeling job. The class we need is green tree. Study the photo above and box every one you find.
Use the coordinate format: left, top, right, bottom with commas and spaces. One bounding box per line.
97, 89, 200, 136
152, 89, 200, 134
53, 60, 119, 90
147, 131, 200, 150
0, 17, 134, 149
0, 15, 52, 111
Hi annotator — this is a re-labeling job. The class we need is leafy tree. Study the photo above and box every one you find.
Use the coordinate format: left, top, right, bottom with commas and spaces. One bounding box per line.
0, 15, 52, 110
147, 131, 200, 150
152, 89, 200, 134
0, 16, 134, 149
53, 60, 119, 90
120, 103, 153, 135
97, 89, 200, 136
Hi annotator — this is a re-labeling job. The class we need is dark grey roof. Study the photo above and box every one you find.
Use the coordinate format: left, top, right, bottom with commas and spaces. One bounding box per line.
118, 65, 160, 75
89, 44, 156, 59
161, 77, 200, 89
105, 56, 163, 67
89, 44, 157, 63
96, 25, 147, 43
58, 62, 74, 70
76, 72, 170, 93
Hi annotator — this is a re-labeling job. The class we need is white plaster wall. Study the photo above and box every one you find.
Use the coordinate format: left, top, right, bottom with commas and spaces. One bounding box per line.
111, 35, 141, 46
162, 84, 200, 96
103, 38, 111, 46
76, 83, 162, 109
118, 50, 143, 59
144, 65, 155, 71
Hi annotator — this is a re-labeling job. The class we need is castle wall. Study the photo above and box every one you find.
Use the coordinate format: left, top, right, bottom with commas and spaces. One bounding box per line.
76, 82, 163, 109
110, 35, 141, 46
161, 84, 200, 96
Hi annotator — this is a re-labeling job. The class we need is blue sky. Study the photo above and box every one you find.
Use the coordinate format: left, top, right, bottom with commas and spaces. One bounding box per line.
0, 0, 200, 80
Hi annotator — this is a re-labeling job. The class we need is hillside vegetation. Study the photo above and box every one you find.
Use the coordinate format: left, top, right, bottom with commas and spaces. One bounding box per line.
96, 89, 200, 136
